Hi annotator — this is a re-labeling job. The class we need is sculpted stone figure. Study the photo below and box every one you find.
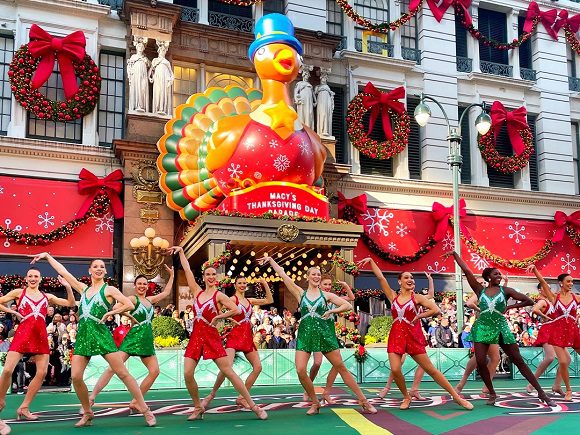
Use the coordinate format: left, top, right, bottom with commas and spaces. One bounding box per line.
149, 40, 174, 116
315, 68, 335, 138
127, 36, 150, 113
293, 64, 315, 128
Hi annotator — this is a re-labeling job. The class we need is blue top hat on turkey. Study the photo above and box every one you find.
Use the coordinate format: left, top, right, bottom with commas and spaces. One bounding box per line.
248, 13, 303, 60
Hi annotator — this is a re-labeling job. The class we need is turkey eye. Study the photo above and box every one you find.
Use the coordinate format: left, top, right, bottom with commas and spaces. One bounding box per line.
255, 47, 266, 60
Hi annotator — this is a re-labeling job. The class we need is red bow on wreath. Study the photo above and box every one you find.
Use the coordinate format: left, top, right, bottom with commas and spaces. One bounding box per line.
490, 101, 528, 156
361, 83, 405, 140
553, 210, 580, 243
565, 14, 580, 33
76, 168, 124, 219
28, 24, 86, 99
337, 192, 367, 222
524, 2, 568, 40
431, 199, 471, 241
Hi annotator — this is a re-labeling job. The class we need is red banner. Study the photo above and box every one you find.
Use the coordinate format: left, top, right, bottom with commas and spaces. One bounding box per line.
0, 176, 114, 258
218, 182, 329, 218
354, 206, 578, 279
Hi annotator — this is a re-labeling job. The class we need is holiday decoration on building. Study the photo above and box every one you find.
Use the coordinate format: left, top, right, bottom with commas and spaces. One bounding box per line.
353, 344, 369, 363
346, 82, 410, 160
477, 101, 533, 174
157, 14, 329, 221
335, 0, 422, 34
202, 244, 233, 271
8, 25, 101, 122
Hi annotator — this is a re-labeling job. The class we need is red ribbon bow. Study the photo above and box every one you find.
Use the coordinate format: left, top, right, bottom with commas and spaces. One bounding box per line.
552, 210, 580, 243
28, 24, 86, 100
76, 168, 124, 219
431, 199, 471, 241
361, 83, 405, 140
490, 101, 528, 156
524, 2, 568, 40
565, 13, 580, 33
410, 0, 452, 22
337, 192, 367, 222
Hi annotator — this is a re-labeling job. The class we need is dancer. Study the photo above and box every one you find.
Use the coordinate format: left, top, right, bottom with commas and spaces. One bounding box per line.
449, 252, 554, 406
258, 256, 377, 415
201, 276, 274, 409
88, 265, 175, 409
528, 264, 579, 400
173, 246, 268, 421
30, 253, 156, 427
360, 257, 473, 410
378, 272, 434, 400
0, 267, 74, 431
526, 284, 563, 395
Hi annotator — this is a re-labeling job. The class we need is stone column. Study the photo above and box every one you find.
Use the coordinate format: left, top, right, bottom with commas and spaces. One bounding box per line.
508, 9, 520, 80
468, 1, 480, 73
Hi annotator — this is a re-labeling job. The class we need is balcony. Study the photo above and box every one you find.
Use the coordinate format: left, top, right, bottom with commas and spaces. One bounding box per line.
208, 11, 253, 33
456, 56, 473, 73
570, 76, 580, 92
181, 6, 199, 24
402, 47, 421, 65
98, 0, 123, 12
335, 36, 347, 52
355, 38, 393, 57
520, 68, 537, 82
480, 61, 513, 78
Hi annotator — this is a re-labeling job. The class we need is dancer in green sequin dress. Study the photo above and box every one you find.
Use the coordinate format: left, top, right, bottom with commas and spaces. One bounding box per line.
258, 256, 377, 416
88, 265, 175, 409
451, 252, 554, 406
31, 253, 157, 427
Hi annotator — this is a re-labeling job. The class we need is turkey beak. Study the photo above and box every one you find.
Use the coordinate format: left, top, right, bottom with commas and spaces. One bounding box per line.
273, 48, 295, 76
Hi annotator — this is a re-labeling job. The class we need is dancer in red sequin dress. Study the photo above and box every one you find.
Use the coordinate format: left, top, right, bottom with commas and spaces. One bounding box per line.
0, 268, 75, 428
529, 265, 580, 401
201, 276, 273, 410
173, 247, 268, 421
360, 257, 473, 411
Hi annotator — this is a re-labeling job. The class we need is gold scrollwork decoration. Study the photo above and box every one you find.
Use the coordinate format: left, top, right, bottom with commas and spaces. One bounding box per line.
277, 224, 299, 242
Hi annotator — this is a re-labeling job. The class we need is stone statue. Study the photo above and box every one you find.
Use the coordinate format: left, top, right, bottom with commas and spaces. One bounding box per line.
293, 64, 315, 128
127, 36, 150, 113
149, 40, 174, 116
315, 68, 335, 138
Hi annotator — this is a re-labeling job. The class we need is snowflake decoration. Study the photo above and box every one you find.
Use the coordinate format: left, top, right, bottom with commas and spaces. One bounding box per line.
469, 252, 490, 271
388, 242, 397, 251
254, 171, 262, 180
37, 212, 55, 229
3, 218, 22, 248
395, 223, 409, 237
227, 163, 242, 179
560, 253, 577, 274
427, 261, 447, 274
95, 214, 114, 233
273, 154, 290, 172
269, 139, 279, 149
298, 140, 312, 155
442, 232, 454, 251
507, 221, 526, 244
361, 208, 393, 237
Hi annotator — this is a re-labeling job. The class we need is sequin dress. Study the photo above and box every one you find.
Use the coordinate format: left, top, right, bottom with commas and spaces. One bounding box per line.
534, 299, 556, 347
75, 284, 118, 357
184, 291, 227, 361
296, 290, 338, 353
470, 287, 516, 345
548, 293, 580, 349
119, 297, 155, 357
9, 288, 50, 355
225, 295, 256, 353
387, 293, 427, 355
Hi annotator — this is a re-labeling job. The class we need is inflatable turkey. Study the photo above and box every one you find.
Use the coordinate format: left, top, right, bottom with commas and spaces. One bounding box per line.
157, 14, 327, 221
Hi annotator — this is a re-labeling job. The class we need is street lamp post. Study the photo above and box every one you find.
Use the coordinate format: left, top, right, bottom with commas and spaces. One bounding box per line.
413, 95, 491, 331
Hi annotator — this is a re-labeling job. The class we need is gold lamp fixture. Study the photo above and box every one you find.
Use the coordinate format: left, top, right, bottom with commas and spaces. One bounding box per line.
130, 227, 170, 279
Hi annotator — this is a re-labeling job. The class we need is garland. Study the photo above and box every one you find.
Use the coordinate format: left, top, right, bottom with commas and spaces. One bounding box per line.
0, 274, 118, 293
346, 91, 410, 160
353, 344, 369, 363
202, 244, 233, 271
201, 210, 351, 225
0, 193, 110, 246
216, 0, 262, 5
478, 128, 534, 174
8, 44, 101, 122
338, 309, 360, 325
566, 226, 580, 247
564, 26, 580, 57
335, 0, 422, 34
455, 5, 539, 50
332, 282, 385, 301
147, 282, 163, 296
331, 251, 360, 276
335, 322, 361, 344
461, 233, 553, 269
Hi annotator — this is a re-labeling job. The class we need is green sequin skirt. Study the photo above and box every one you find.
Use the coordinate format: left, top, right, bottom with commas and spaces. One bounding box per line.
296, 318, 339, 353
119, 325, 156, 357
471, 315, 516, 345
75, 321, 118, 357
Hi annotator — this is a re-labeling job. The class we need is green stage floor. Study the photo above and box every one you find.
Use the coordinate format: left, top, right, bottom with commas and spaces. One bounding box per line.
3, 379, 580, 434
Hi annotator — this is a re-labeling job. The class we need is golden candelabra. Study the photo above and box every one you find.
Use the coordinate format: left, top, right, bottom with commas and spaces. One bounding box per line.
130, 227, 170, 279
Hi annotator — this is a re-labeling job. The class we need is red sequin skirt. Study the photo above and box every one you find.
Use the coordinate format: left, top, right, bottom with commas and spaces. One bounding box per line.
225, 323, 256, 353
548, 319, 580, 349
387, 321, 427, 355
9, 319, 49, 355
534, 322, 553, 347
184, 320, 227, 361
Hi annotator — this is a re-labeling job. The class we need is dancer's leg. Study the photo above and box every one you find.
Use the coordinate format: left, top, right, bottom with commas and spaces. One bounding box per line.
243, 350, 263, 391
455, 354, 476, 393
553, 346, 571, 395
409, 366, 426, 400
482, 344, 500, 394
474, 342, 495, 399
501, 343, 550, 403
103, 352, 148, 411
201, 348, 235, 408
18, 354, 48, 411
90, 352, 130, 402
184, 357, 201, 407
322, 367, 339, 403
527, 344, 556, 393
309, 352, 323, 381
380, 353, 406, 398
0, 352, 23, 410
138, 355, 160, 396
296, 350, 319, 408
71, 355, 92, 414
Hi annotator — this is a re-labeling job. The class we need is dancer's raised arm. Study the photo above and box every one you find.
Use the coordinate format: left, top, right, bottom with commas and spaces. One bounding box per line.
447, 252, 484, 297
171, 246, 202, 296
356, 257, 396, 302
526, 264, 554, 304
412, 293, 441, 323
258, 256, 303, 301
503, 287, 534, 311
30, 252, 84, 294
247, 277, 274, 306
337, 281, 355, 302
212, 292, 241, 325
101, 286, 135, 323
149, 265, 175, 305
46, 276, 77, 307
321, 292, 352, 319
425, 272, 434, 299
532, 299, 551, 321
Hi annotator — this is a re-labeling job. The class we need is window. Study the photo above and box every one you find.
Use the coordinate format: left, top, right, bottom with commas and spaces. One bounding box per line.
478, 9, 508, 65
98, 52, 125, 147
568, 45, 576, 77
331, 85, 346, 164
208, 0, 253, 32
0, 35, 13, 135
205, 72, 253, 89
573, 122, 580, 194
354, 1, 390, 56
518, 16, 532, 70
173, 64, 198, 109
458, 106, 472, 184
27, 64, 82, 143
327, 0, 344, 36
264, 0, 285, 15
400, 0, 419, 62
407, 97, 421, 179
528, 115, 539, 191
